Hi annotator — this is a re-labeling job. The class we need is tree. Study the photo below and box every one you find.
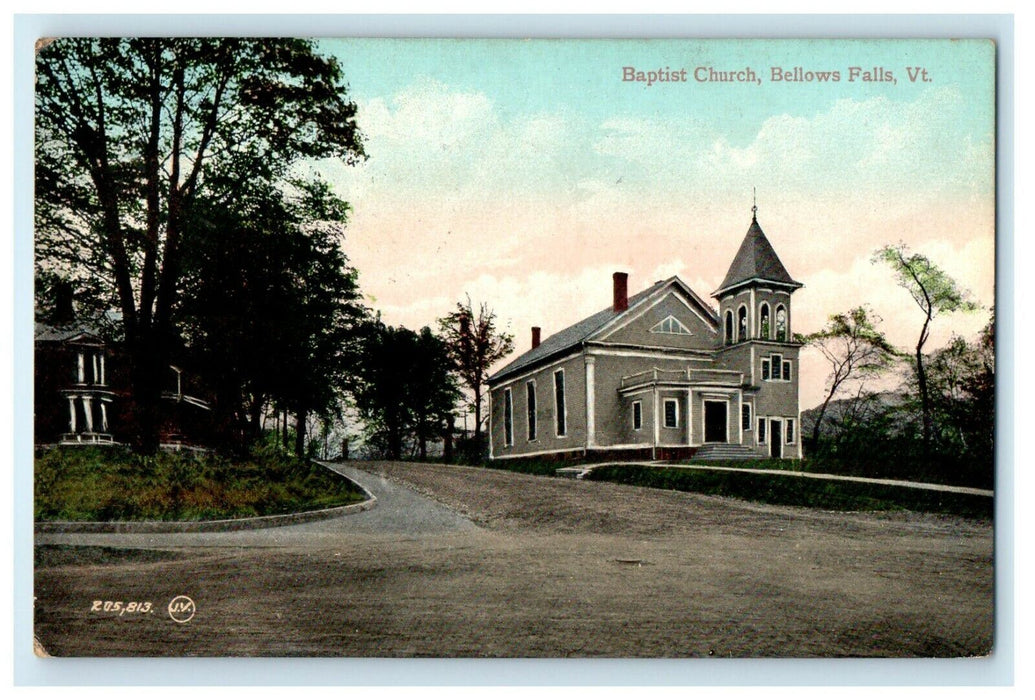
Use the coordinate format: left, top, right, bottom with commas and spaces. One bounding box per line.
176, 179, 367, 456
352, 322, 459, 460
872, 243, 980, 453
438, 299, 514, 444
35, 38, 364, 451
803, 306, 899, 447
924, 310, 995, 479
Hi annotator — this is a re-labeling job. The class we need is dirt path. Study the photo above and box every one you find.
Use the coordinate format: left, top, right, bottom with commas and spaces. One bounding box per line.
33, 461, 993, 657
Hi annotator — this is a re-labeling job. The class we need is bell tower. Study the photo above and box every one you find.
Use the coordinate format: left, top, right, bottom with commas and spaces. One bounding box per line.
713, 203, 802, 346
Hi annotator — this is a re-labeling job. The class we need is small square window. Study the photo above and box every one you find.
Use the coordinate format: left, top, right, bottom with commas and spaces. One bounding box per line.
663, 399, 679, 428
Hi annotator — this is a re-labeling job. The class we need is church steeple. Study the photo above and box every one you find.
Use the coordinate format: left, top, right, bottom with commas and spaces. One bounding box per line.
713, 209, 801, 298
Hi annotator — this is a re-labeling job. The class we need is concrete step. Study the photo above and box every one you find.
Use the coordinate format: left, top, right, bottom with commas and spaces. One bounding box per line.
692, 444, 758, 461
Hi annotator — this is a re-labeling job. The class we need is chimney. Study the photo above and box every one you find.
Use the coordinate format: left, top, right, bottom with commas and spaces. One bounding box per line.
613, 272, 629, 312
51, 280, 75, 326
531, 326, 541, 349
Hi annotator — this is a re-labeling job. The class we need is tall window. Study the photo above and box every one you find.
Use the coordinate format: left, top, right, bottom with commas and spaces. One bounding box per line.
759, 303, 771, 339
554, 369, 566, 437
724, 310, 734, 344
757, 417, 767, 444
775, 305, 787, 341
737, 305, 748, 342
632, 401, 643, 431
663, 399, 679, 428
742, 403, 752, 431
785, 419, 796, 444
503, 388, 513, 446
526, 381, 537, 442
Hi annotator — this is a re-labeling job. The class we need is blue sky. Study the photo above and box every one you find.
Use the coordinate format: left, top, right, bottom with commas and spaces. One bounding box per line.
311, 38, 996, 408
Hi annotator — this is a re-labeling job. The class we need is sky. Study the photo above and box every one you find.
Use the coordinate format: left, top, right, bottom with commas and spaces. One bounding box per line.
312, 39, 996, 410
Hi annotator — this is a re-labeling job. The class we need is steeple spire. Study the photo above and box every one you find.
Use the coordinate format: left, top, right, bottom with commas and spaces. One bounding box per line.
751, 187, 757, 222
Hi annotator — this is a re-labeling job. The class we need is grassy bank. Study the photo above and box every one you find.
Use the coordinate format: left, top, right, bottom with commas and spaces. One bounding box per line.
585, 464, 992, 520
35, 446, 367, 522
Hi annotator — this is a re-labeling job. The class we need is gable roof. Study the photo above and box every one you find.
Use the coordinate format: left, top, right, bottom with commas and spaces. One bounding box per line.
713, 215, 801, 297
489, 276, 717, 384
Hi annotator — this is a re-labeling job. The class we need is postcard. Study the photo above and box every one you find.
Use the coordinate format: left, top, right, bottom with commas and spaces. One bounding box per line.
30, 36, 996, 661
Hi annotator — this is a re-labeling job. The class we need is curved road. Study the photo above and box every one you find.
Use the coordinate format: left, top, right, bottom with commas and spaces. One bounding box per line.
33, 463, 478, 549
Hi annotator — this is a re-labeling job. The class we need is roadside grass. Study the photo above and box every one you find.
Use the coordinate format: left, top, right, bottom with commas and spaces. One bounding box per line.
34, 446, 367, 522
585, 464, 992, 520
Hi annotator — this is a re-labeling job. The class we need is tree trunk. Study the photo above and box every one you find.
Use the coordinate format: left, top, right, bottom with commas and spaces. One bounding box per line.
917, 341, 931, 455
295, 407, 307, 457
473, 387, 483, 441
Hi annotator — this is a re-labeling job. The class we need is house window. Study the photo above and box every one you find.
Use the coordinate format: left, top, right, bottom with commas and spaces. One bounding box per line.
759, 303, 771, 339
526, 381, 537, 442
503, 388, 513, 447
651, 315, 691, 335
782, 360, 792, 381
776, 305, 787, 341
724, 311, 734, 345
757, 417, 767, 444
742, 403, 752, 431
663, 398, 679, 428
786, 419, 796, 444
554, 369, 566, 437
761, 359, 770, 381
737, 305, 748, 342
632, 401, 642, 431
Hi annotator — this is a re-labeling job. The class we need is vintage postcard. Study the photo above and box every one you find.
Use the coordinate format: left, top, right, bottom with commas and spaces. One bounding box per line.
30, 36, 996, 662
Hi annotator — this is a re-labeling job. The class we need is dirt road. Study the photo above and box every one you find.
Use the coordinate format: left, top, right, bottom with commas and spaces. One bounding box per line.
33, 461, 993, 657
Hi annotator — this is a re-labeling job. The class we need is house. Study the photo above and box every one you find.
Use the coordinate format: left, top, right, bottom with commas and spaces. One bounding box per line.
487, 210, 803, 461
34, 298, 213, 449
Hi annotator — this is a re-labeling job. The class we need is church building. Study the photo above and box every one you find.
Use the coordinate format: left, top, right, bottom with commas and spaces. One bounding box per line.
487, 209, 803, 462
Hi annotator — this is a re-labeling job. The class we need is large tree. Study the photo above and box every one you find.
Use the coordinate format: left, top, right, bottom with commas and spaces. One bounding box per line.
438, 299, 514, 443
35, 38, 364, 451
873, 243, 980, 452
353, 322, 459, 461
176, 178, 367, 455
804, 306, 899, 447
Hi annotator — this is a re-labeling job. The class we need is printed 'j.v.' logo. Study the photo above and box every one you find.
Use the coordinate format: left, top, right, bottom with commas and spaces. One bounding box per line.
167, 595, 196, 624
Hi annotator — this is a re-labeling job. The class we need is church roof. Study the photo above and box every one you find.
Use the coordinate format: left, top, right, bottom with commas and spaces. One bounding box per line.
713, 214, 802, 297
488, 280, 666, 384
489, 276, 718, 384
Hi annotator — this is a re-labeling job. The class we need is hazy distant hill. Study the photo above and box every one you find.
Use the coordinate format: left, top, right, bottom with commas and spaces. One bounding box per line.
800, 391, 911, 440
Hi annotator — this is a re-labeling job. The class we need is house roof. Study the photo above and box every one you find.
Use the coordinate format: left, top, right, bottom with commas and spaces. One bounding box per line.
34, 311, 122, 343
489, 276, 717, 384
713, 214, 801, 296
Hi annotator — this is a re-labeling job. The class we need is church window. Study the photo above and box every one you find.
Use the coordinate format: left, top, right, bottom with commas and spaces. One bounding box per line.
503, 388, 513, 446
724, 311, 734, 344
663, 399, 679, 428
737, 305, 748, 342
776, 305, 787, 341
650, 315, 692, 335
760, 303, 771, 339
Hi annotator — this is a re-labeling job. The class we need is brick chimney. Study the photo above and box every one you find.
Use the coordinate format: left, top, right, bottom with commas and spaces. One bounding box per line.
531, 326, 541, 349
613, 272, 629, 312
